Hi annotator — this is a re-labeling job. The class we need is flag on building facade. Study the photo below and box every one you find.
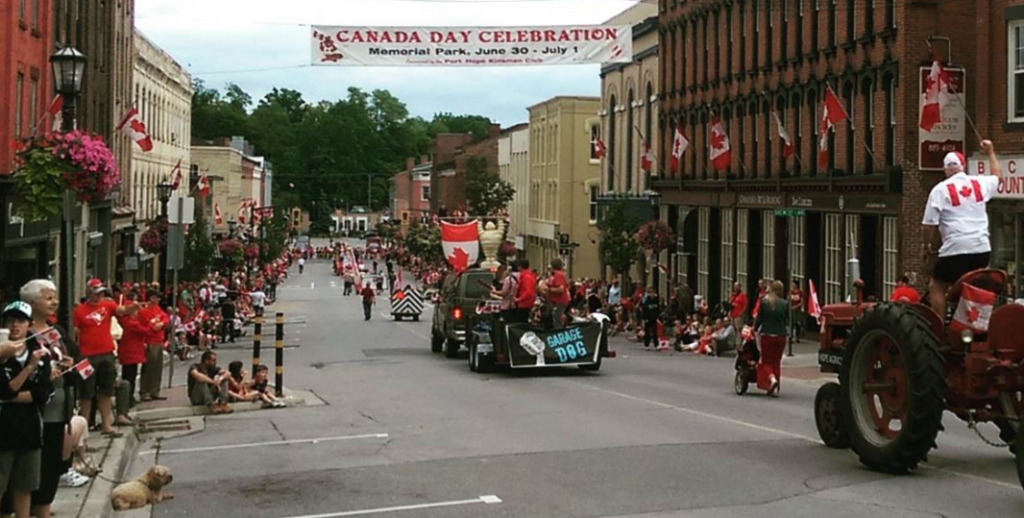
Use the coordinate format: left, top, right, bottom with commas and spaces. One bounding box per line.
46, 94, 63, 132
170, 159, 183, 189
197, 174, 211, 197
440, 220, 480, 272
920, 55, 950, 132
818, 86, 847, 169
709, 116, 732, 171
214, 203, 224, 225
640, 140, 654, 173
773, 112, 795, 160
116, 108, 153, 152
670, 124, 689, 173
593, 136, 607, 159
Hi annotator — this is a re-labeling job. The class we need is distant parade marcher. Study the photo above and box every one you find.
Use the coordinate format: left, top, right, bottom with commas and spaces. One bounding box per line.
361, 284, 376, 321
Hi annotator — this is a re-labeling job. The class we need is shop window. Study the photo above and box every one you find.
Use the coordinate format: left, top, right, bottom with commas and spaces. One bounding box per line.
698, 207, 711, 298
1009, 21, 1024, 122
882, 216, 899, 296
737, 209, 750, 292
825, 214, 843, 304
762, 210, 776, 282
721, 208, 735, 298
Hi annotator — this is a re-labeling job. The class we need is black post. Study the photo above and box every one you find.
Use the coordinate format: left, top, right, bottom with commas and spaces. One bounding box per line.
252, 315, 262, 373
159, 201, 169, 289
275, 312, 284, 397
59, 96, 77, 330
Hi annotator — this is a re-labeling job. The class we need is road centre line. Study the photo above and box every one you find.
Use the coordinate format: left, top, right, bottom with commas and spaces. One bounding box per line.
576, 382, 1022, 491
141, 433, 388, 455
277, 495, 502, 518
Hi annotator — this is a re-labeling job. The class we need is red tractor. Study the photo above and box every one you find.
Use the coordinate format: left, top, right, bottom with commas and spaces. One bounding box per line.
813, 269, 1024, 493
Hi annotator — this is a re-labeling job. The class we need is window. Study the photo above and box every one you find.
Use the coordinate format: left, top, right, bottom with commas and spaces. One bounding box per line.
31, 0, 39, 29
607, 96, 617, 190
865, 0, 875, 36
626, 90, 634, 193
764, 101, 772, 177
644, 83, 653, 189
727, 7, 733, 73
886, 0, 895, 29
28, 77, 37, 134
751, 103, 759, 177
679, 26, 686, 90
825, 214, 843, 304
845, 214, 859, 295
846, 0, 855, 42
702, 16, 709, 84
829, 0, 838, 47
14, 73, 24, 138
767, 0, 773, 67
812, 0, 820, 50
809, 89, 819, 176
692, 19, 699, 81
421, 185, 430, 202
863, 79, 875, 174
1010, 22, 1024, 122
753, 0, 760, 67
740, 3, 747, 69
698, 207, 711, 298
589, 185, 599, 223
18, 0, 26, 22
883, 74, 895, 166
714, 13, 721, 80
797, 0, 805, 56
668, 29, 676, 93
792, 92, 803, 176
883, 216, 899, 295
788, 215, 806, 288
762, 210, 776, 282
781, 0, 788, 61
737, 106, 745, 179
737, 209, 749, 290
721, 208, 735, 298
844, 82, 855, 175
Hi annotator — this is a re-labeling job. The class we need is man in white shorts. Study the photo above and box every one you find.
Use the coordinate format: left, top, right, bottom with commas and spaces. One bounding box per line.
921, 141, 1003, 317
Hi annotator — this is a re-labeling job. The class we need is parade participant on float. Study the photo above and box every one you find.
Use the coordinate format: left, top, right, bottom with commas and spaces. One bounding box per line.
921, 141, 1003, 318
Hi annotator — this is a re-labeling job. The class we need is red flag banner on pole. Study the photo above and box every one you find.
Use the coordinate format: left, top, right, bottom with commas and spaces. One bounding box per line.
670, 125, 689, 173
197, 174, 211, 197
808, 279, 823, 324
773, 112, 795, 160
818, 86, 847, 169
440, 220, 480, 272
709, 117, 732, 171
920, 55, 949, 132
116, 108, 154, 152
214, 203, 224, 225
170, 159, 183, 190
593, 136, 607, 159
640, 140, 654, 173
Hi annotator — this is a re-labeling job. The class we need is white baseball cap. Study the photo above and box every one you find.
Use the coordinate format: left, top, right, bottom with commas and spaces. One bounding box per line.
943, 151, 966, 170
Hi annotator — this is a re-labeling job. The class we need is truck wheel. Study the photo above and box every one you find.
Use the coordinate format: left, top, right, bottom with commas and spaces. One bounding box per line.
1017, 417, 1024, 494
815, 382, 850, 449
840, 303, 946, 474
444, 338, 460, 359
579, 357, 602, 372
412, 315, 420, 322
468, 339, 478, 372
734, 369, 749, 396
431, 330, 443, 353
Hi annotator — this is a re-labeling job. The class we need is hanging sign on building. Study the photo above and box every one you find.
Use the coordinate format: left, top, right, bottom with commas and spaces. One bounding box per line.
919, 67, 966, 170
311, 26, 632, 67
968, 155, 1024, 199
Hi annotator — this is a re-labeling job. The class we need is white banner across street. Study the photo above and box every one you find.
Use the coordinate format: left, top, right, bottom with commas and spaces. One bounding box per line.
311, 26, 632, 67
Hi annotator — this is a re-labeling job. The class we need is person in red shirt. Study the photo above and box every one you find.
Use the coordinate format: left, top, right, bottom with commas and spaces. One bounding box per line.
72, 279, 139, 436
137, 291, 170, 402
789, 280, 805, 342
360, 284, 376, 321
513, 259, 537, 324
728, 282, 748, 348
116, 291, 148, 417
890, 276, 922, 304
545, 258, 571, 329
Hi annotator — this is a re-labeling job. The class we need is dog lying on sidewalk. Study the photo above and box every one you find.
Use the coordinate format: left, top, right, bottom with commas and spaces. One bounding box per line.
110, 464, 174, 511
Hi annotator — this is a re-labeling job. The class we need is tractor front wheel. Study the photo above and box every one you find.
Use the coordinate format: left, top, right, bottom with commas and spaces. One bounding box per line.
840, 303, 946, 474
815, 382, 850, 449
1016, 417, 1024, 494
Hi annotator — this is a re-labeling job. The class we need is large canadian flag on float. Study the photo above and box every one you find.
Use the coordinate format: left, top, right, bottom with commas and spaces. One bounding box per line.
117, 108, 153, 152
951, 284, 996, 333
440, 221, 479, 272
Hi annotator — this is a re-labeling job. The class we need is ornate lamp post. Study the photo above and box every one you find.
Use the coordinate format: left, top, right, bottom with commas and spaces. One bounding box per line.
50, 46, 87, 328
157, 181, 174, 288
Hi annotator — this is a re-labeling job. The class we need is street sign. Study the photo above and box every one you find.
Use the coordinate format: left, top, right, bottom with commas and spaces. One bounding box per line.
168, 196, 196, 224
774, 209, 806, 217
559, 233, 570, 247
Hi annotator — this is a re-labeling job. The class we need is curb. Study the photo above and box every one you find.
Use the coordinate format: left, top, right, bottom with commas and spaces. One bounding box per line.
129, 388, 323, 423
79, 430, 140, 518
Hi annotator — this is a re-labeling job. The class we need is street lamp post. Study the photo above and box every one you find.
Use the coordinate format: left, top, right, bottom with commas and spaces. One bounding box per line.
50, 46, 87, 329
157, 181, 174, 289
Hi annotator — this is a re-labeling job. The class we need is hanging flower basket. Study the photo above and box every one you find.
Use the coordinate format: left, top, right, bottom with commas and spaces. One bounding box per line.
219, 239, 244, 258
138, 217, 168, 255
635, 220, 676, 254
12, 131, 121, 220
244, 244, 260, 260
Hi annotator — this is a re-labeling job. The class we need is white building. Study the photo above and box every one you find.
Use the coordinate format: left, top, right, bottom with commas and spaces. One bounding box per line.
498, 123, 530, 251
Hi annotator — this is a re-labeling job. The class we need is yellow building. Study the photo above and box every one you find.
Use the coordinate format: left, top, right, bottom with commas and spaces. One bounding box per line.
526, 97, 601, 280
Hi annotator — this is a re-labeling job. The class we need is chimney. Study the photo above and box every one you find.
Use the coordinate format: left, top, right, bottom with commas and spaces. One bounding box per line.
405, 157, 415, 171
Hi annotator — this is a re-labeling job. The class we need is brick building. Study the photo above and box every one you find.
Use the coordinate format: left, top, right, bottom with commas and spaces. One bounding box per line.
391, 155, 432, 228
653, 0, 1019, 310
429, 124, 502, 215
0, 0, 55, 291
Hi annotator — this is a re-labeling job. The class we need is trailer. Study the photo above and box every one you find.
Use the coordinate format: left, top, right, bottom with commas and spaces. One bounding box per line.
389, 285, 424, 321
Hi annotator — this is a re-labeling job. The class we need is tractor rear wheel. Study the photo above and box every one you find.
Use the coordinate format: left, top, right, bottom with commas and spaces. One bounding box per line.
815, 382, 849, 449
840, 303, 946, 474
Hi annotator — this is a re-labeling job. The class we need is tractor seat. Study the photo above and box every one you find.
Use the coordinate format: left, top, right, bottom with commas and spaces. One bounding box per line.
947, 269, 1007, 307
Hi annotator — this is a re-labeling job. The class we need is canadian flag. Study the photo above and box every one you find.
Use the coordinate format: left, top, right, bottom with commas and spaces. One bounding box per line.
920, 54, 950, 132
73, 359, 95, 380
640, 140, 655, 173
709, 116, 732, 171
197, 174, 211, 197
773, 112, 796, 160
670, 125, 689, 173
808, 279, 823, 324
592, 136, 607, 159
214, 203, 224, 225
951, 284, 996, 333
818, 86, 848, 169
440, 221, 480, 272
170, 159, 183, 190
47, 94, 64, 132
116, 108, 153, 152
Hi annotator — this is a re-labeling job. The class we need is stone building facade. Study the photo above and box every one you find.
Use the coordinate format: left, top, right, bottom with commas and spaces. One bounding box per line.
498, 123, 530, 252
527, 96, 602, 279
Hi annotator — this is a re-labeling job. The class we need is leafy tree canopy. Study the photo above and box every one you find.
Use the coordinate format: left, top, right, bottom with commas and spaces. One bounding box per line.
464, 156, 514, 216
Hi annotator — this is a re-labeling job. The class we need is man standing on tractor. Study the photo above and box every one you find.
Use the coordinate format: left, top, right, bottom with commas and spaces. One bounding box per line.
921, 141, 1003, 318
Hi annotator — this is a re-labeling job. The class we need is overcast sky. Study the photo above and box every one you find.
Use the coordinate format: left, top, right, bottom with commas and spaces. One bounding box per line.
136, 0, 644, 126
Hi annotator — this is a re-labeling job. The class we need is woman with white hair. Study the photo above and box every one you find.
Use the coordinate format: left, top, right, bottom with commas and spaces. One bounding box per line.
18, 280, 92, 518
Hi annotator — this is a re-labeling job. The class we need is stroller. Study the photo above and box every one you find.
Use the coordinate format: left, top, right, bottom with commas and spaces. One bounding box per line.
733, 325, 760, 395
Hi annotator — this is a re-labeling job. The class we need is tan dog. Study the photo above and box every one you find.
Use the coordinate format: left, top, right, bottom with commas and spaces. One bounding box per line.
110, 465, 174, 511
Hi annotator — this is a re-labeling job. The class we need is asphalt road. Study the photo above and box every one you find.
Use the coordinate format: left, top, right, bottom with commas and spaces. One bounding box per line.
152, 241, 1024, 518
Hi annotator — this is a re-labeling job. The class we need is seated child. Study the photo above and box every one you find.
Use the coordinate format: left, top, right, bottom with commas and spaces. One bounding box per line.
250, 365, 286, 408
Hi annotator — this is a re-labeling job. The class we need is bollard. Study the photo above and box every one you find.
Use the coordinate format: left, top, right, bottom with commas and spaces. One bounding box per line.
275, 312, 284, 397
252, 315, 263, 373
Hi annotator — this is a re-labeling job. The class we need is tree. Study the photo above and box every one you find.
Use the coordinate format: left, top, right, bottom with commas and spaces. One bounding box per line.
429, 113, 494, 142
464, 156, 514, 216
403, 222, 444, 265
597, 200, 647, 286
181, 212, 216, 282
191, 79, 249, 141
